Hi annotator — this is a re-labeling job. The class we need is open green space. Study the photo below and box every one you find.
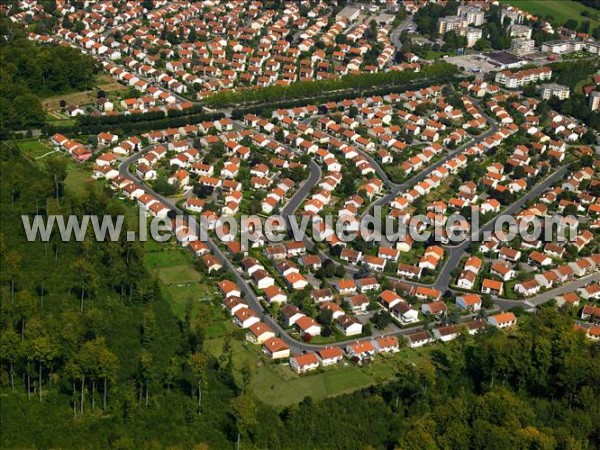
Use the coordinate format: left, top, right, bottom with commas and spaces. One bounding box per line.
500, 0, 600, 26
64, 165, 95, 198
144, 249, 190, 270
45, 118, 77, 127
16, 139, 55, 159
252, 347, 436, 408
143, 245, 218, 319
205, 333, 438, 408
424, 50, 450, 60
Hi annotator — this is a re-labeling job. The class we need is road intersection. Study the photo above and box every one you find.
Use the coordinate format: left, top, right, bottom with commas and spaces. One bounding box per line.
117, 91, 586, 353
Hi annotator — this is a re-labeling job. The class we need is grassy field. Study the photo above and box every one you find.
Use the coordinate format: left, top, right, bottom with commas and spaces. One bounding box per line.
145, 248, 190, 269
143, 246, 218, 318
205, 333, 437, 408
424, 50, 450, 60
500, 0, 600, 26
252, 348, 434, 407
16, 139, 56, 159
64, 165, 95, 198
46, 111, 78, 126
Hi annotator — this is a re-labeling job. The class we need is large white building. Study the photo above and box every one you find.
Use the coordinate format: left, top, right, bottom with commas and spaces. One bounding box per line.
510, 38, 535, 56
501, 9, 523, 25
438, 16, 469, 35
336, 6, 360, 22
540, 84, 570, 100
510, 24, 532, 39
495, 66, 552, 88
465, 27, 483, 48
457, 5, 485, 26
541, 40, 589, 54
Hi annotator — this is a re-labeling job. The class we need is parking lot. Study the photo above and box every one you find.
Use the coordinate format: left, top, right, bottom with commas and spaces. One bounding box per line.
444, 55, 498, 75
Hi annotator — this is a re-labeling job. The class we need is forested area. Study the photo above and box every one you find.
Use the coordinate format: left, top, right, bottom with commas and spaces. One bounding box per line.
0, 143, 599, 448
0, 19, 98, 130
414, 0, 459, 38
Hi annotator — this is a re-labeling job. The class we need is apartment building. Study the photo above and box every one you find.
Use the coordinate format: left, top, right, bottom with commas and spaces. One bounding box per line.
457, 5, 485, 26
509, 24, 532, 39
495, 67, 552, 88
541, 40, 588, 54
510, 38, 535, 56
438, 16, 469, 35
465, 27, 483, 48
540, 84, 570, 101
501, 9, 523, 25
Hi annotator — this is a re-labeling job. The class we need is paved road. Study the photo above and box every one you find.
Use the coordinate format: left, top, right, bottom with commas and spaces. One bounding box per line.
118, 147, 315, 353
431, 165, 570, 292
372, 165, 570, 294
281, 159, 322, 251
96, 54, 190, 104
119, 146, 494, 353
53, 33, 191, 105
495, 271, 600, 310
117, 127, 592, 355
356, 147, 400, 189
390, 15, 414, 53
362, 98, 499, 217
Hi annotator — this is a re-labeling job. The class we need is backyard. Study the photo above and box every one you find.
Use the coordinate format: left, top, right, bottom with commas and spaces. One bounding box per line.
17, 139, 56, 160
204, 331, 437, 408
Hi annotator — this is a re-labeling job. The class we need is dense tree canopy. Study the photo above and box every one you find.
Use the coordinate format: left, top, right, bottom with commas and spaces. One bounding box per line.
0, 20, 98, 130
204, 63, 458, 108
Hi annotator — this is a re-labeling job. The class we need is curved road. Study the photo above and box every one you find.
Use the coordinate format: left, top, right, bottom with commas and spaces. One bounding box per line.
363, 98, 499, 217
430, 165, 570, 293
117, 114, 589, 355
119, 147, 492, 353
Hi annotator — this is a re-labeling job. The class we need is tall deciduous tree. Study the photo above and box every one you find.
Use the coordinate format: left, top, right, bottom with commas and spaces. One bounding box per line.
232, 394, 257, 450
189, 352, 209, 413
74, 258, 99, 314
0, 328, 20, 391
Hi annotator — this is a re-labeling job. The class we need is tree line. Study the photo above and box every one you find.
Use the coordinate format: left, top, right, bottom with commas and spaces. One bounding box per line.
40, 110, 226, 138
204, 63, 459, 109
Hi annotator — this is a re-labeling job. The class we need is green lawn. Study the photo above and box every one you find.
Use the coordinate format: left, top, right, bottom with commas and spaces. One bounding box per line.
17, 139, 55, 159
17, 140, 95, 199
424, 50, 450, 60
321, 367, 372, 394
64, 165, 94, 198
205, 321, 230, 339
45, 118, 77, 127
143, 246, 218, 318
157, 265, 202, 285
500, 0, 600, 26
204, 333, 441, 408
144, 250, 190, 269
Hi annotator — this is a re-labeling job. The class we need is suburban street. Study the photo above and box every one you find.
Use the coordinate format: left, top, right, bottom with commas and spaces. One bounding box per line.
118, 148, 320, 353
390, 15, 414, 53
118, 148, 489, 353
492, 271, 600, 311
118, 121, 587, 355
362, 98, 499, 217
431, 164, 571, 292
